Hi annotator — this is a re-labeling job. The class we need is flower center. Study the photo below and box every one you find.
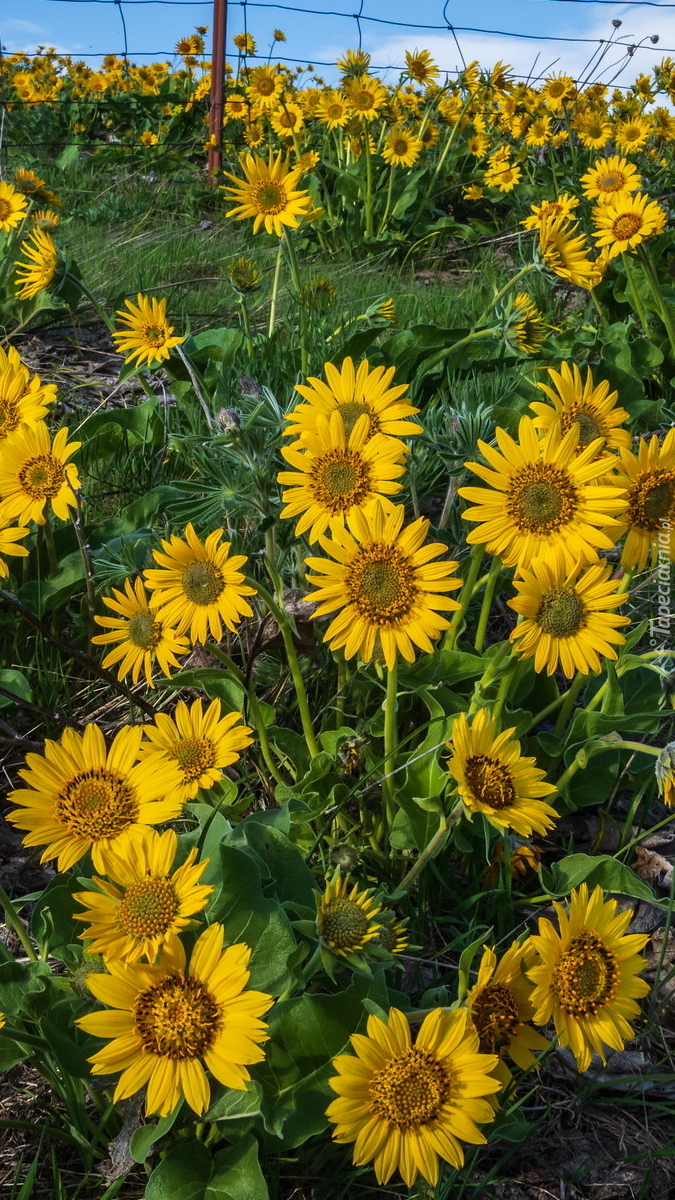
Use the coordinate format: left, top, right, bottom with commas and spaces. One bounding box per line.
472, 982, 521, 1055
172, 735, 216, 781
393, 139, 409, 156
337, 400, 375, 438
510, 466, 578, 534
0, 396, 20, 438
126, 610, 162, 650
369, 1047, 451, 1130
612, 213, 642, 240
536, 586, 586, 637
561, 406, 603, 447
142, 324, 167, 347
310, 449, 373, 514
318, 897, 370, 950
133, 971, 221, 1059
118, 878, 178, 938
327, 103, 343, 119
0, 199, 11, 221
599, 172, 623, 191
552, 930, 619, 1016
346, 546, 417, 625
252, 180, 287, 214
55, 768, 138, 841
257, 77, 275, 95
464, 754, 517, 809
629, 469, 675, 529
181, 560, 226, 605
353, 89, 374, 110
18, 453, 65, 500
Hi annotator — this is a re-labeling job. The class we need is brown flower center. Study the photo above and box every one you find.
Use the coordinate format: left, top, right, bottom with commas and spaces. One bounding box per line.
612, 213, 642, 241
628, 469, 675, 530
472, 982, 521, 1054
536, 586, 586, 637
141, 324, 167, 347
181, 560, 225, 606
509, 465, 578, 534
310, 449, 373, 513
393, 139, 409, 156
464, 754, 517, 809
337, 400, 376, 438
369, 1047, 451, 1130
318, 896, 371, 950
133, 972, 221, 1058
561, 405, 604, 447
327, 103, 343, 119
552, 930, 619, 1016
127, 610, 162, 650
346, 546, 417, 625
0, 396, 20, 438
252, 180, 287, 214
118, 878, 178, 938
598, 173, 624, 191
256, 77, 276, 95
18, 453, 65, 500
172, 735, 216, 782
55, 768, 139, 842
0, 199, 12, 222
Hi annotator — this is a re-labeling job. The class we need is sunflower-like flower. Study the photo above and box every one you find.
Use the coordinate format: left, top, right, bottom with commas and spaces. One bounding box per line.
530, 361, 631, 451
382, 125, 423, 167
459, 416, 627, 572
15, 228, 60, 300
337, 47, 371, 78
0, 356, 56, 443
316, 89, 352, 129
521, 193, 579, 231
580, 154, 642, 202
447, 710, 558, 837
14, 168, 45, 196
0, 517, 30, 578
7, 724, 183, 872
506, 293, 548, 354
326, 1006, 500, 1187
405, 48, 440, 83
277, 411, 406, 544
221, 151, 312, 236
77, 923, 272, 1117
508, 557, 630, 677
284, 356, 420, 451
655, 742, 675, 807
73, 826, 213, 963
245, 65, 284, 110
92, 576, 190, 688
111, 294, 184, 368
526, 883, 650, 1071
467, 941, 550, 1082
538, 214, 602, 290
0, 181, 28, 232
138, 697, 253, 804
269, 99, 305, 140
143, 522, 256, 645
315, 872, 383, 962
614, 429, 675, 570
345, 74, 388, 120
592, 192, 667, 259
614, 115, 652, 154
304, 502, 462, 669
0, 421, 80, 526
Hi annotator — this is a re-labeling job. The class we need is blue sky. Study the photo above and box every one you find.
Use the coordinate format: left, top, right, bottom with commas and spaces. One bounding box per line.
1, 0, 673, 87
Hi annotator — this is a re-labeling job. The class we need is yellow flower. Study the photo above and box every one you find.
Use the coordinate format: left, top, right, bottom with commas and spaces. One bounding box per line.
0, 351, 56, 443
382, 125, 422, 167
74, 826, 213, 963
0, 181, 28, 232
316, 90, 352, 129
138, 131, 158, 146
7, 724, 183, 872
614, 429, 675, 570
228, 255, 260, 292
614, 115, 652, 154
30, 208, 60, 232
15, 229, 59, 300
655, 742, 675, 807
530, 361, 631, 451
484, 160, 522, 193
326, 1006, 500, 1187
111, 294, 184, 368
538, 214, 602, 290
345, 75, 388, 121
463, 184, 484, 200
246, 65, 283, 110
77, 923, 272, 1116
304, 501, 461, 670
221, 151, 312, 236
405, 48, 440, 84
143, 522, 256, 644
540, 73, 575, 110
336, 48, 371, 78
591, 192, 667, 259
580, 155, 642, 202
92, 576, 189, 688
14, 168, 45, 196
316, 873, 383, 958
521, 192, 579, 231
447, 710, 558, 837
224, 92, 249, 120
284, 356, 420, 451
0, 517, 30, 578
278, 411, 407, 544
526, 883, 650, 1071
0, 421, 80, 526
508, 557, 630, 677
467, 941, 550, 1079
508, 293, 548, 354
524, 114, 552, 147
233, 32, 256, 54
459, 415, 627, 572
138, 697, 253, 804
269, 98, 305, 139
575, 113, 612, 149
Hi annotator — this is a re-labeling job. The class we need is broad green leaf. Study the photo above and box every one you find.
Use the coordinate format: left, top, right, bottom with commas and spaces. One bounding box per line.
206, 1135, 268, 1200
145, 1140, 213, 1200
212, 846, 297, 994
130, 1104, 184, 1163
540, 853, 658, 903
0, 668, 32, 710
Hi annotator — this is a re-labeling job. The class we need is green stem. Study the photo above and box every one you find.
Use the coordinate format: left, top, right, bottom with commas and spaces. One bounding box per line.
283, 231, 308, 375
382, 661, 399, 828
0, 883, 37, 961
469, 639, 512, 712
335, 652, 347, 728
555, 737, 660, 795
175, 344, 213, 430
482, 263, 539, 321
423, 327, 499, 376
71, 501, 97, 633
253, 579, 320, 758
364, 125, 374, 238
443, 544, 484, 650
377, 164, 396, 237
207, 642, 287, 787
622, 252, 651, 338
474, 554, 501, 653
590, 287, 610, 328
239, 297, 253, 358
638, 243, 675, 359
268, 240, 283, 337
552, 672, 587, 739
395, 801, 463, 895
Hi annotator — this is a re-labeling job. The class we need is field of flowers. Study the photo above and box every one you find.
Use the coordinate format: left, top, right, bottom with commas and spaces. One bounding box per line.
1, 29, 675, 1200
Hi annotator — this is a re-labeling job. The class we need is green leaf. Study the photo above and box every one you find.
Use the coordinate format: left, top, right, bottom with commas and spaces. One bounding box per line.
205, 1079, 262, 1124
31, 874, 85, 962
212, 846, 297, 994
0, 959, 53, 1018
130, 1105, 184, 1164
145, 1140, 213, 1200
230, 821, 316, 909
540, 853, 658, 904
0, 668, 32, 710
206, 1135, 268, 1200
39, 997, 96, 1078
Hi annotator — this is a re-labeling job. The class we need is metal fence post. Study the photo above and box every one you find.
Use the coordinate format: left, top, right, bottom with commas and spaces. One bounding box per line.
208, 0, 228, 182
